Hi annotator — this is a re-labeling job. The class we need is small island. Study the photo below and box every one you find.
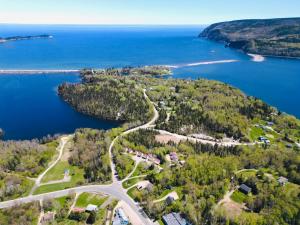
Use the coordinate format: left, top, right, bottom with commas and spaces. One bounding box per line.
0, 34, 53, 43
199, 17, 300, 58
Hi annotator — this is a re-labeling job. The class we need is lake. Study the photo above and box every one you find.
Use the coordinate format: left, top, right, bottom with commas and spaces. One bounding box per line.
0, 25, 299, 140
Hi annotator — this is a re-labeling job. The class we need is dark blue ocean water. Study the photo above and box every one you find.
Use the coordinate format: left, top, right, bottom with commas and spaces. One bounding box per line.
0, 25, 299, 140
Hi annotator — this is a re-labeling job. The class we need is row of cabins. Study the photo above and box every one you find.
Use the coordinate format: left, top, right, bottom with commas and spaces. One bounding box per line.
125, 148, 161, 165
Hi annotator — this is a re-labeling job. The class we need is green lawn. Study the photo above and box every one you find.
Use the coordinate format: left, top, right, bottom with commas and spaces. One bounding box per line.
127, 187, 138, 199
75, 192, 108, 208
132, 162, 152, 177
122, 177, 143, 189
55, 196, 70, 207
41, 161, 70, 183
249, 126, 265, 141
33, 166, 84, 195
231, 190, 248, 203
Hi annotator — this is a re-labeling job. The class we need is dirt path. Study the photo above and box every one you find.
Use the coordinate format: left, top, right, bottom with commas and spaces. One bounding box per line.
30, 135, 72, 195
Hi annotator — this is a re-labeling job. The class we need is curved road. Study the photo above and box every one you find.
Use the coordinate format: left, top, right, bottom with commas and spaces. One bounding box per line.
0, 89, 158, 225
0, 88, 250, 224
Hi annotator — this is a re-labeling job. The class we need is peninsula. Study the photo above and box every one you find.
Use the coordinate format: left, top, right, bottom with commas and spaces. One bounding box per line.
0, 34, 53, 43
199, 17, 300, 58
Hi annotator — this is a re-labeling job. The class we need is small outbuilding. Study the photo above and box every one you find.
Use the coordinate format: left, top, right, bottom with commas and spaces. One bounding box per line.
278, 176, 288, 186
239, 184, 252, 195
86, 204, 98, 212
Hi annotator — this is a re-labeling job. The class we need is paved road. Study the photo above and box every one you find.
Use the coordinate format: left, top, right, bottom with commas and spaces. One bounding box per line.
0, 182, 153, 225
109, 89, 159, 183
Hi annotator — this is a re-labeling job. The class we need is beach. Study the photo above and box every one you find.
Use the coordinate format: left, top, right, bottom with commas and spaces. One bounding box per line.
248, 53, 265, 62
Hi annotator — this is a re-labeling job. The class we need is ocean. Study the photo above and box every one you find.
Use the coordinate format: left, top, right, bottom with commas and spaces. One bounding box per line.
0, 25, 299, 140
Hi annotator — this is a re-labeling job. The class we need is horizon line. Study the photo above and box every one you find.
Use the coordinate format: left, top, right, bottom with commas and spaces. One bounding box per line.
0, 23, 208, 26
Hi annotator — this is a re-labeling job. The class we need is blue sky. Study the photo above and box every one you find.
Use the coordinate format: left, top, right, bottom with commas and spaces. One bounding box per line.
0, 0, 299, 25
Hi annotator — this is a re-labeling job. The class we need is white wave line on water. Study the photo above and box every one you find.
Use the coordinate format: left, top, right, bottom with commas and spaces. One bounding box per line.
165, 59, 239, 68
0, 69, 80, 74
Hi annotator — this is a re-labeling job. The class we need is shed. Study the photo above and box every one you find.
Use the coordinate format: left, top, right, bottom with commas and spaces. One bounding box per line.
239, 184, 252, 195
278, 176, 288, 186
86, 204, 98, 212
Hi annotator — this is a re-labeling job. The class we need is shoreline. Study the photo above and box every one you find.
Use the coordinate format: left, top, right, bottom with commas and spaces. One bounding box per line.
0, 69, 80, 75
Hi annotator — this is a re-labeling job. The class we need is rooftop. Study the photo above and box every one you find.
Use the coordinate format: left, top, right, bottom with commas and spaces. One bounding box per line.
162, 212, 191, 225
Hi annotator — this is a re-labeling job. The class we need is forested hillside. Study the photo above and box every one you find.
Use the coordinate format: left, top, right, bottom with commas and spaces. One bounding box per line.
199, 18, 300, 57
0, 140, 57, 201
58, 75, 152, 126
69, 128, 111, 183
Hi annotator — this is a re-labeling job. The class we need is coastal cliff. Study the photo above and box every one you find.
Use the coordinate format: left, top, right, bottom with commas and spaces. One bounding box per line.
199, 18, 300, 58
0, 34, 53, 43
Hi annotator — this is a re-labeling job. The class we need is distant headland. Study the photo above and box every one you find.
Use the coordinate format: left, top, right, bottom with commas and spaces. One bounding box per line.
0, 34, 53, 43
199, 17, 300, 58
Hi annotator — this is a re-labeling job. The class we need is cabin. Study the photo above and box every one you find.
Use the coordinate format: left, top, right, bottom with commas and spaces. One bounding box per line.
286, 143, 293, 148
162, 212, 191, 225
72, 207, 85, 213
239, 184, 252, 195
170, 152, 179, 162
258, 136, 267, 141
278, 176, 288, 186
86, 204, 98, 212
41, 212, 55, 224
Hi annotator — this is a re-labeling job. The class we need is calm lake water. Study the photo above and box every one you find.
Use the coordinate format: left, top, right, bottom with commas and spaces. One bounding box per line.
0, 25, 299, 140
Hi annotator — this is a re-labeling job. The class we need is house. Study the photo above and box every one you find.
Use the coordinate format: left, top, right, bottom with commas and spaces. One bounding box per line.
72, 207, 85, 213
113, 208, 129, 225
166, 196, 176, 205
286, 144, 293, 148
267, 122, 274, 126
137, 181, 153, 192
165, 192, 179, 205
162, 212, 191, 225
41, 212, 55, 224
278, 176, 288, 186
239, 184, 252, 195
258, 136, 267, 141
170, 152, 179, 162
264, 139, 271, 145
152, 157, 161, 165
145, 182, 154, 192
86, 204, 98, 212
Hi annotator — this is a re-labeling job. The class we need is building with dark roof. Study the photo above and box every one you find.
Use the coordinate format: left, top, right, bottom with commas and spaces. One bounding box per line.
162, 212, 191, 225
239, 184, 252, 195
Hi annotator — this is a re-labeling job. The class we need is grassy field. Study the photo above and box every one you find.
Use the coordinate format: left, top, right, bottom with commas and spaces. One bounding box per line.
131, 162, 151, 177
231, 190, 248, 203
33, 166, 85, 195
41, 161, 70, 183
75, 192, 108, 208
